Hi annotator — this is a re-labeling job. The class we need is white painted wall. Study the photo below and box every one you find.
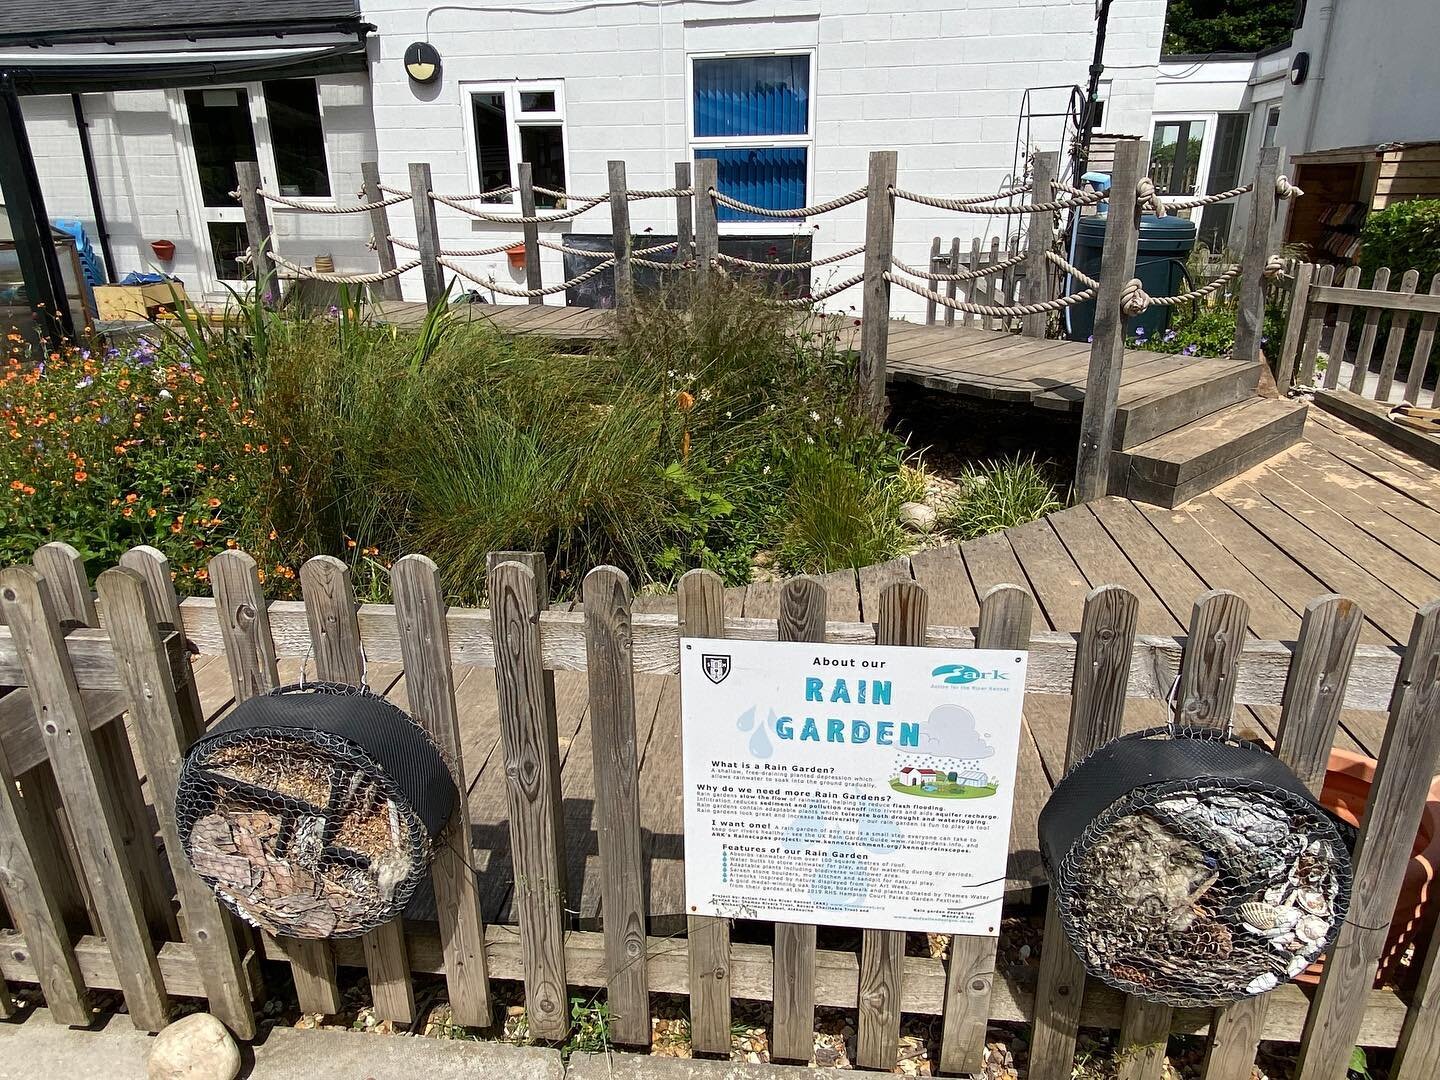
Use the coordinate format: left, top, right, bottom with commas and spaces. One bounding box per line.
364, 0, 1167, 314
21, 73, 379, 301
1153, 58, 1252, 115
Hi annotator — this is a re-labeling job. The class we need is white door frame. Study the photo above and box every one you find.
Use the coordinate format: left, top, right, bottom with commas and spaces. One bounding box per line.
1150, 111, 1219, 233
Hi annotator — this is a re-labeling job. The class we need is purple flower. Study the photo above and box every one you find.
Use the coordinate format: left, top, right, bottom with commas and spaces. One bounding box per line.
80, 349, 91, 360
1134, 326, 1146, 338
1086, 335, 1094, 343
1163, 329, 1177, 343
1182, 343, 1198, 356
75, 375, 93, 389
326, 304, 340, 318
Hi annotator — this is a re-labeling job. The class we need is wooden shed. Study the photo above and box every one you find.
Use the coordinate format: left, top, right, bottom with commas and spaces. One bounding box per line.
1288, 140, 1440, 263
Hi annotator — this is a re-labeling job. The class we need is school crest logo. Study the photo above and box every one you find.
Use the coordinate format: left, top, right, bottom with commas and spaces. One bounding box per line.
701, 654, 732, 684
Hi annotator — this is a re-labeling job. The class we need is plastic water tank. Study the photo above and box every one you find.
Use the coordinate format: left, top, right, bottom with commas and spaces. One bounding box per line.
1065, 213, 1197, 343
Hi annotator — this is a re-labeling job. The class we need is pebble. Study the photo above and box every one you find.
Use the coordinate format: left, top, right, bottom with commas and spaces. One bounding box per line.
147, 1013, 240, 1080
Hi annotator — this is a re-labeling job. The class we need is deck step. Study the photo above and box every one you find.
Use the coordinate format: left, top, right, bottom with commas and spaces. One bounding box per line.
1111, 359, 1263, 449
1112, 398, 1309, 507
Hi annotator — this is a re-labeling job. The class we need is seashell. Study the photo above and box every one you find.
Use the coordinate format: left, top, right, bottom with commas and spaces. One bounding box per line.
1238, 901, 1284, 930
1296, 914, 1329, 944
1287, 953, 1316, 979
1246, 972, 1279, 995
1294, 887, 1329, 915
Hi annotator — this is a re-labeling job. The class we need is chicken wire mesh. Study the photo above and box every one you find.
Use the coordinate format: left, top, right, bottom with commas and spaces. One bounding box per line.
175, 682, 456, 939
1040, 727, 1353, 1008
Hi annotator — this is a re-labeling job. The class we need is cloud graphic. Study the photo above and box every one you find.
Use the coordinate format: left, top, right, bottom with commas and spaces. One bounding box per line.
919, 704, 994, 760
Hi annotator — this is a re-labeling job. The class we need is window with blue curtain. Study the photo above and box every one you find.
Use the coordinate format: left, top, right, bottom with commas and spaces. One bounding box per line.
692, 55, 810, 222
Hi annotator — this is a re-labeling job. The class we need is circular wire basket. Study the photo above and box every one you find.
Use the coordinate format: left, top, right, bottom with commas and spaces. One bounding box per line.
175, 681, 457, 939
1039, 726, 1354, 1007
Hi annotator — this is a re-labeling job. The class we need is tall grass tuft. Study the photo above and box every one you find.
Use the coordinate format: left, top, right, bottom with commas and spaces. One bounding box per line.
937, 453, 1065, 541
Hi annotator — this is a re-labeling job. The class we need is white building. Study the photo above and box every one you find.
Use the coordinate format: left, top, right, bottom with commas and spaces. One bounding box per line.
8, 0, 1170, 315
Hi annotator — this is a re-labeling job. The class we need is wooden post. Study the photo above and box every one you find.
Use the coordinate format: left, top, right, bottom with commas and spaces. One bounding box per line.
235, 161, 275, 296
1295, 600, 1440, 1080
1074, 138, 1147, 502
859, 150, 898, 421
678, 568, 731, 1054
410, 162, 444, 305
939, 583, 1032, 1076
517, 162, 544, 306
97, 567, 257, 1038
582, 566, 649, 1046
674, 161, 693, 268
299, 556, 415, 1025
1233, 146, 1280, 365
1023, 151, 1058, 338
694, 157, 719, 286
1275, 261, 1316, 392
1297, 264, 1336, 387
391, 555, 492, 1027
1028, 585, 1140, 1079
770, 576, 828, 1064
488, 557, 569, 1041
856, 579, 928, 1069
944, 237, 961, 328
964, 238, 982, 329
925, 236, 942, 325
360, 161, 401, 302
608, 160, 633, 311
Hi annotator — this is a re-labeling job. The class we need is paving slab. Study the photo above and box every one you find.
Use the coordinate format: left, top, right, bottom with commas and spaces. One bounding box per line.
567, 1052, 824, 1079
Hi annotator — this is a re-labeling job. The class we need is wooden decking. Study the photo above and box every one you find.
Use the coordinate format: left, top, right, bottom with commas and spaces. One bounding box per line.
183, 411, 1440, 925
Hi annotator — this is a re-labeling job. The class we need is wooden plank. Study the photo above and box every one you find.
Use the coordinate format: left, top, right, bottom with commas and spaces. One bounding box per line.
299, 556, 414, 1024
119, 546, 207, 746
489, 558, 569, 1040
1348, 268, 1391, 393
517, 162, 543, 305
1323, 266, 1363, 389
1277, 261, 1316, 391
390, 555, 491, 1026
206, 549, 340, 1016
770, 576, 828, 1064
1200, 595, 1362, 1079
908, 545, 978, 629
1312, 282, 1440, 315
925, 235, 941, 325
964, 238, 981, 329
1295, 601, 1440, 1080
1297, 264, 1336, 387
608, 160, 633, 311
1075, 139, 1147, 499
0, 568, 168, 1030
410, 162, 443, 304
1047, 505, 1181, 635
856, 580, 927, 1070
1234, 146, 1280, 364
1028, 585, 1140, 1080
858, 556, 912, 623
1004, 518, 1088, 631
1374, 269, 1421, 401
677, 569, 730, 1054
1117, 998, 1173, 1080
944, 237, 961, 328
693, 157, 718, 287
581, 566, 649, 1046
859, 151, 898, 418
95, 569, 256, 1038
1023, 151, 1057, 338
939, 583, 1033, 1075
1088, 499, 1208, 630
1403, 273, 1440, 405
674, 162, 693, 266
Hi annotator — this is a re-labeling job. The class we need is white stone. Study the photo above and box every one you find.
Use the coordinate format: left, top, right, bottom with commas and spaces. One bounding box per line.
147, 1013, 241, 1080
899, 501, 938, 532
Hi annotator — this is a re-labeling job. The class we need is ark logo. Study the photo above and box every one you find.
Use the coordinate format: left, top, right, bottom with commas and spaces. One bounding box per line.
931, 663, 1010, 685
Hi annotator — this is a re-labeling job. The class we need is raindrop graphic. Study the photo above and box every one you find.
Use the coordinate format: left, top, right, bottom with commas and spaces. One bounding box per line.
735, 705, 757, 733
748, 722, 772, 758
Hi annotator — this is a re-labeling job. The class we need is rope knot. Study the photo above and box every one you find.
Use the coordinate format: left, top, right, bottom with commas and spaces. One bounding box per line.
1264, 254, 1288, 279
1120, 278, 1151, 317
1137, 177, 1166, 217
1275, 175, 1304, 200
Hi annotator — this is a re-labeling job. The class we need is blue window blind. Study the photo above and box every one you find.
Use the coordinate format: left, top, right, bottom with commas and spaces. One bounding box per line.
693, 55, 809, 138
697, 148, 808, 222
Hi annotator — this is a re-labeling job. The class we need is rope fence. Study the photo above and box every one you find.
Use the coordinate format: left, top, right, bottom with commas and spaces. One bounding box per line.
895, 250, 1026, 282
708, 186, 868, 218
256, 189, 412, 214
429, 191, 608, 223
892, 186, 1104, 215
437, 255, 616, 298
715, 246, 866, 272
271, 252, 419, 285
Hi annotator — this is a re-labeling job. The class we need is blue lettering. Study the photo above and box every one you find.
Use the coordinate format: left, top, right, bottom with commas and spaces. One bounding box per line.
776, 716, 794, 740
805, 678, 823, 702
872, 680, 892, 706
875, 721, 894, 745
800, 717, 820, 741
826, 718, 844, 743
830, 679, 850, 703
858, 680, 867, 704
852, 720, 871, 743
899, 722, 920, 747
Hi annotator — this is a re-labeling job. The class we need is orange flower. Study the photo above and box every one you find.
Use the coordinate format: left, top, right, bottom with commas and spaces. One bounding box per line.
125, 492, 138, 503
73, 470, 88, 482
195, 568, 209, 582
8, 479, 21, 491
346, 539, 357, 549
676, 390, 695, 412
121, 506, 133, 517
207, 497, 221, 508
147, 507, 157, 518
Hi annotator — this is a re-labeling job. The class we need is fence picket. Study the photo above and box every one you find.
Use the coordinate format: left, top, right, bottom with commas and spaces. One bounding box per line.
770, 575, 829, 1063
1296, 600, 1440, 1080
1277, 261, 1316, 391
1297, 265, 1336, 387
677, 568, 732, 1054
1348, 267, 1391, 394
0, 568, 169, 1030
391, 555, 492, 1026
299, 556, 415, 1024
1029, 585, 1140, 1080
925, 236, 942, 325
489, 557, 569, 1040
1322, 266, 1363, 390
939, 582, 1033, 1075
119, 546, 208, 746
97, 568, 256, 1037
1403, 274, 1440, 406
1201, 595, 1362, 1079
208, 549, 341, 1015
965, 238, 982, 328
945, 237, 961, 328
1374, 269, 1421, 401
582, 566, 650, 1046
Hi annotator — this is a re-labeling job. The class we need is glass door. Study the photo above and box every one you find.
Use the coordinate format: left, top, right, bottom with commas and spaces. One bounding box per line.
184, 86, 261, 291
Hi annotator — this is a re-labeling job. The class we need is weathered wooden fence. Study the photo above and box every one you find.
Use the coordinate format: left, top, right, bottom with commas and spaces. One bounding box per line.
2, 540, 1439, 1080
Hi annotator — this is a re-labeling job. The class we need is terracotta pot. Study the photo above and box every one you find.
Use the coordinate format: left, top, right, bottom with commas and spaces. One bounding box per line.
506, 243, 526, 270
150, 239, 176, 261
1295, 748, 1440, 987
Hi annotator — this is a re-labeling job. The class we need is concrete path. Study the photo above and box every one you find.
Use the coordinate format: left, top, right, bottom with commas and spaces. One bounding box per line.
0, 1010, 819, 1080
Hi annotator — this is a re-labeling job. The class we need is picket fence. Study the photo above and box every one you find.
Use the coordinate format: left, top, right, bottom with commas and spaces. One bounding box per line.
0, 540, 1438, 1080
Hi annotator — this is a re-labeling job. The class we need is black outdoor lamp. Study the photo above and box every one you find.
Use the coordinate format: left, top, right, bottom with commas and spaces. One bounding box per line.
405, 41, 441, 84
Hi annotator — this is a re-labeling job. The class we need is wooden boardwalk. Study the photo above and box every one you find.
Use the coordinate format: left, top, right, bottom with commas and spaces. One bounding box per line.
183, 410, 1440, 924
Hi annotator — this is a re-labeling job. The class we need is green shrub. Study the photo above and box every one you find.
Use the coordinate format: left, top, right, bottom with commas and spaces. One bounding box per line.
1360, 199, 1440, 286
775, 451, 907, 574
1130, 301, 1287, 359
937, 454, 1064, 541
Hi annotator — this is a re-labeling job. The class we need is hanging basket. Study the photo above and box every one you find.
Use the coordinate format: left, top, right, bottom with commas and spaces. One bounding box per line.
175, 682, 457, 939
1039, 727, 1353, 1008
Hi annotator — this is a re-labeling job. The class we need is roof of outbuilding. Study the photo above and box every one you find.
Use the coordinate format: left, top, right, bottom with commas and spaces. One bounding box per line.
0, 0, 361, 45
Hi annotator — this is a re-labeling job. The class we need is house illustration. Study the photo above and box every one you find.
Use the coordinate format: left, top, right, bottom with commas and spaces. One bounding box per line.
898, 767, 938, 787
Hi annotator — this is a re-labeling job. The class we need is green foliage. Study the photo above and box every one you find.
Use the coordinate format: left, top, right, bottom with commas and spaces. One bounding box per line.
1348, 1046, 1372, 1080
1359, 199, 1440, 286
1162, 0, 1295, 56
563, 997, 613, 1058
937, 454, 1065, 542
1129, 302, 1287, 359
776, 450, 907, 575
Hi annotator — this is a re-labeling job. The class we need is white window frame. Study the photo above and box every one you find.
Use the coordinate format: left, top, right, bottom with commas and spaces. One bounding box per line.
686, 49, 817, 235
459, 79, 570, 211
1149, 111, 1219, 231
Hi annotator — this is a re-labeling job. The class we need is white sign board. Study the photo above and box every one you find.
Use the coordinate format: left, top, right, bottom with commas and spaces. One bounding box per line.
681, 638, 1027, 936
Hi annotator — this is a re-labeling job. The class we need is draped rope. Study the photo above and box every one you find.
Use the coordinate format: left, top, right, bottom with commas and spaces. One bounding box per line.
885, 271, 1096, 316
1044, 249, 1100, 290
709, 186, 869, 218
439, 255, 615, 297
716, 246, 867, 271
271, 253, 419, 284
890, 187, 1103, 214
429, 191, 606, 222
389, 236, 520, 259
756, 274, 866, 308
255, 189, 412, 213
892, 251, 1026, 282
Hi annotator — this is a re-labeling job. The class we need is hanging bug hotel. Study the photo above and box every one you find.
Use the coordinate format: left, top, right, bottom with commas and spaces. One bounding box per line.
1039, 725, 1353, 1007
175, 681, 456, 939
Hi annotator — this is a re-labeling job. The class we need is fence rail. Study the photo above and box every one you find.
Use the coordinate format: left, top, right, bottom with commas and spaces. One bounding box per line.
2, 540, 1439, 1080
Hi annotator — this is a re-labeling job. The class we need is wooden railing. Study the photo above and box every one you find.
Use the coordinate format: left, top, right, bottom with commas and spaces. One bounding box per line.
2, 539, 1439, 1080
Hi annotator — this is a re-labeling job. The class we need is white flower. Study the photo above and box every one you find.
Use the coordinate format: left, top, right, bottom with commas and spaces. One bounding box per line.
809, 410, 820, 422
725, 410, 733, 419
833, 416, 842, 426
667, 369, 677, 378
700, 388, 713, 402
805, 435, 815, 444
762, 465, 771, 475
158, 389, 173, 399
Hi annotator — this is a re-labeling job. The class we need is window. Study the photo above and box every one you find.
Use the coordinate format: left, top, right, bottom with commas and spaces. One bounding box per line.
1262, 105, 1282, 149
465, 82, 567, 208
691, 54, 812, 223
1198, 112, 1249, 250
1149, 119, 1207, 196
263, 80, 331, 197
